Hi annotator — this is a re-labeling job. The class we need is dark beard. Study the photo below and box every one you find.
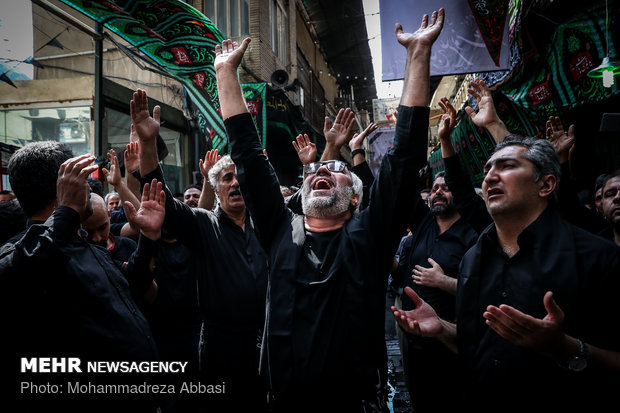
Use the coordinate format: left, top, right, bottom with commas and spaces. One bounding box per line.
430, 203, 457, 218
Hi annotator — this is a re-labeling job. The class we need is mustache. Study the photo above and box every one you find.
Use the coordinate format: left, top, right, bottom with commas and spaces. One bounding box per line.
229, 188, 241, 196
432, 195, 448, 204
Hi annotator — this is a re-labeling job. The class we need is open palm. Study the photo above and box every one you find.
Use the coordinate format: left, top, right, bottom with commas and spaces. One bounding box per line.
126, 179, 165, 239
324, 108, 355, 148
130, 89, 160, 143
214, 38, 250, 72
396, 8, 444, 49
292, 134, 317, 165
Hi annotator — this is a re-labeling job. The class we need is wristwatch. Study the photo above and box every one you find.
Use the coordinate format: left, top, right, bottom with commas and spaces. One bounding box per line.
566, 339, 589, 372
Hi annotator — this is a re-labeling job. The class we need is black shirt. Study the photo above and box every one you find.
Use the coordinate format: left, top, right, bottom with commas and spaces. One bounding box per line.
140, 167, 268, 397
398, 154, 483, 321
456, 208, 620, 411
399, 217, 478, 321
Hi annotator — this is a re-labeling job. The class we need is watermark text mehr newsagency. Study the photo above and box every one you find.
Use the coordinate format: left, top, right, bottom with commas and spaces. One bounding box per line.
21, 357, 188, 374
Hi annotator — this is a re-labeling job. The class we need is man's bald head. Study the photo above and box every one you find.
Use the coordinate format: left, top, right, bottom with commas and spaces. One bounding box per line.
81, 193, 112, 247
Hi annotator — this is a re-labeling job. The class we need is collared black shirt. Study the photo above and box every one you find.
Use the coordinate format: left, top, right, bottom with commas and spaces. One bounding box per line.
398, 154, 483, 321
399, 217, 478, 321
139, 167, 268, 396
457, 208, 620, 411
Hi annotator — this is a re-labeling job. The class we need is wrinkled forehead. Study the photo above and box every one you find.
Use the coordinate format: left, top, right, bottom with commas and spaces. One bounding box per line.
218, 165, 237, 180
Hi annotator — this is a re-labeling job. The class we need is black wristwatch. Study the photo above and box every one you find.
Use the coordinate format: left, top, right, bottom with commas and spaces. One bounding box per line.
566, 339, 589, 372
351, 148, 365, 158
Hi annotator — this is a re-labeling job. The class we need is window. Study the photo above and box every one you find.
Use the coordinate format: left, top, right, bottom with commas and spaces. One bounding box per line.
270, 0, 288, 65
204, 0, 250, 38
0, 106, 92, 156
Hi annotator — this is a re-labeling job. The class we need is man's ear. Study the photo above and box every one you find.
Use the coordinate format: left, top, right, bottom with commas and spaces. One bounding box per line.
350, 193, 360, 209
538, 174, 557, 199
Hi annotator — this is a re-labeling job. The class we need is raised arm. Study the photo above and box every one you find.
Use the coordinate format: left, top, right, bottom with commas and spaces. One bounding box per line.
437, 97, 457, 158
439, 97, 491, 233
465, 78, 509, 143
320, 108, 355, 161
218, 38, 288, 250
348, 122, 378, 166
396, 9, 444, 107
198, 149, 220, 210
215, 38, 251, 120
365, 9, 444, 265
348, 122, 378, 211
124, 138, 142, 201
103, 148, 141, 239
103, 148, 141, 212
132, 89, 205, 244
292, 134, 317, 166
131, 89, 160, 176
122, 178, 164, 300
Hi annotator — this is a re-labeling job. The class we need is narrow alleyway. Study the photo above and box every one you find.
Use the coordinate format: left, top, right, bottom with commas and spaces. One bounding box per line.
384, 291, 412, 413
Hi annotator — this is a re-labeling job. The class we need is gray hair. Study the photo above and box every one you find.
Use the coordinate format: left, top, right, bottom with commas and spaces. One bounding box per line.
208, 155, 236, 189
494, 134, 561, 203
351, 171, 363, 213
104, 192, 120, 204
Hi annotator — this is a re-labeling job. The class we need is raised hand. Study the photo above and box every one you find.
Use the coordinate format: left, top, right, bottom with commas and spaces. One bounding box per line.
130, 89, 160, 143
546, 116, 575, 163
483, 291, 565, 353
102, 149, 122, 188
395, 8, 445, 50
349, 122, 378, 151
292, 134, 317, 165
324, 108, 356, 150
124, 178, 165, 241
214, 38, 251, 73
465, 77, 509, 142
57, 154, 98, 221
437, 97, 456, 142
391, 287, 443, 336
465, 78, 499, 129
129, 123, 139, 143
199, 149, 221, 177
124, 141, 140, 174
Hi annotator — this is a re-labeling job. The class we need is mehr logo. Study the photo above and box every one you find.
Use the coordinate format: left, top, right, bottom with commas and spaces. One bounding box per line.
21, 358, 82, 373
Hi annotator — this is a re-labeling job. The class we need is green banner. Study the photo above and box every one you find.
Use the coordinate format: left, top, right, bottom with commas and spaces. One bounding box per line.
58, 0, 229, 151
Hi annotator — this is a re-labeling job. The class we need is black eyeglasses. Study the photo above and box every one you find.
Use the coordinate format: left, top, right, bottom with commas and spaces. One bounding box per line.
303, 160, 348, 174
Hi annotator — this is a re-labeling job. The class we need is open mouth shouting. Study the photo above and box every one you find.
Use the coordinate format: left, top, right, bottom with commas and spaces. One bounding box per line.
311, 176, 335, 194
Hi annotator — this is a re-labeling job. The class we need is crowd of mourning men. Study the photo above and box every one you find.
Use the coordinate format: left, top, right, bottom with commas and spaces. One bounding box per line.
1, 7, 620, 413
